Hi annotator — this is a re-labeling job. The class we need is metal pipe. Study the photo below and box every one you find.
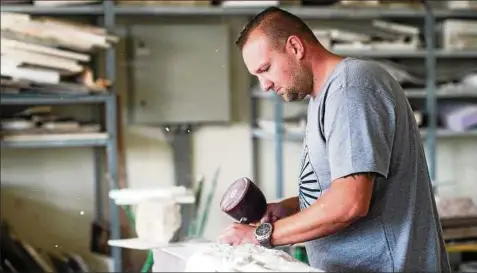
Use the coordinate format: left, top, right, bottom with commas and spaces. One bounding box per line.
103, 1, 121, 271
274, 94, 284, 199
424, 1, 437, 186
105, 95, 121, 272
250, 83, 260, 186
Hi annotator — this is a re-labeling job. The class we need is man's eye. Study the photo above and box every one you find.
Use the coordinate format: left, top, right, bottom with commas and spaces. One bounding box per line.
263, 66, 270, 72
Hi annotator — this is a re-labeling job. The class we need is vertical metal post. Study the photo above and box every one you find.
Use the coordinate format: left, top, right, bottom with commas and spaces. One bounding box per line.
164, 125, 193, 241
103, 1, 121, 271
274, 94, 284, 199
250, 88, 260, 185
94, 149, 103, 223
104, 0, 116, 85
92, 16, 103, 225
106, 95, 121, 272
424, 2, 437, 186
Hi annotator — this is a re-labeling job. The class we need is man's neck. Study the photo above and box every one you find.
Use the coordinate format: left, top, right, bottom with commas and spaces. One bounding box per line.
310, 52, 345, 98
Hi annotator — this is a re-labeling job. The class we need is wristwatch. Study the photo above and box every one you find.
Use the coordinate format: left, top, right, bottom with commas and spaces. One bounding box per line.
254, 223, 273, 248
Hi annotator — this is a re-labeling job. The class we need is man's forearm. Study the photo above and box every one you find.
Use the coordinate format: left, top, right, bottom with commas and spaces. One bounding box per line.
271, 199, 353, 246
273, 220, 352, 246
270, 175, 374, 247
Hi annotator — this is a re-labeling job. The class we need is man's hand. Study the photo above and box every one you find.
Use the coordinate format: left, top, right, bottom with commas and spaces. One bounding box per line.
260, 202, 290, 224
218, 223, 258, 246
259, 196, 300, 224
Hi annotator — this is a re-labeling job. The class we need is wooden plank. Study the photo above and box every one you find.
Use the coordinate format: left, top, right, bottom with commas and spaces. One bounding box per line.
37, 18, 119, 43
446, 242, 477, 253
1, 47, 83, 73
39, 20, 110, 48
0, 65, 61, 84
1, 18, 97, 52
1, 38, 91, 62
443, 227, 477, 241
0, 11, 117, 92
441, 216, 477, 228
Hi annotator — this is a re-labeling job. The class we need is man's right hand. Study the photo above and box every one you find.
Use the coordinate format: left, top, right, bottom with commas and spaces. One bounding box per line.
260, 202, 289, 223
260, 196, 300, 224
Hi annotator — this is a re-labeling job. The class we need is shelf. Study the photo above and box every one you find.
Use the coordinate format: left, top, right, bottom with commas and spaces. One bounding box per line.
253, 128, 477, 143
0, 4, 104, 14
253, 89, 477, 100
0, 93, 114, 105
332, 49, 477, 58
252, 91, 278, 99
2, 4, 476, 19
334, 50, 427, 58
405, 89, 477, 99
434, 9, 477, 19
434, 50, 477, 58
421, 129, 477, 139
252, 128, 304, 142
113, 5, 427, 18
113, 5, 477, 19
0, 133, 109, 148
252, 91, 297, 100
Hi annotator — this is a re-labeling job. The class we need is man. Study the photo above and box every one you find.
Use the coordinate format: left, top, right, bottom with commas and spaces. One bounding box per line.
218, 6, 450, 273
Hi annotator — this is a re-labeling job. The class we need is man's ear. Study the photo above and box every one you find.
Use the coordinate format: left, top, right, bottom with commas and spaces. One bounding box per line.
286, 35, 304, 60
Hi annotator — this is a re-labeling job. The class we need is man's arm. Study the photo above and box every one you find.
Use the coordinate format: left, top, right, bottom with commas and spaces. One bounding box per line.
270, 172, 375, 246
257, 196, 300, 225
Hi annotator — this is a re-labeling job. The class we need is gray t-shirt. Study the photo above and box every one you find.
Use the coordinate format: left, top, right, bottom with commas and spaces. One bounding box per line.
299, 57, 450, 272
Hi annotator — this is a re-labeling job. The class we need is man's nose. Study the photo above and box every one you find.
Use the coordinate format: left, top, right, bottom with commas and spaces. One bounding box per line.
259, 78, 273, 92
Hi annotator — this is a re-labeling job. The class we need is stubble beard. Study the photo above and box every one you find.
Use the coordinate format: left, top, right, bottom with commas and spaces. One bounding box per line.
282, 67, 313, 102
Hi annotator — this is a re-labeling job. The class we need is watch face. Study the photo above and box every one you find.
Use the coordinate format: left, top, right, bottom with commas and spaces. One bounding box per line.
256, 223, 271, 236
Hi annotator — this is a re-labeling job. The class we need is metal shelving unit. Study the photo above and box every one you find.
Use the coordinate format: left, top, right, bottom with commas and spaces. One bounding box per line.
249, 3, 477, 200
1, 93, 121, 271
0, 1, 121, 271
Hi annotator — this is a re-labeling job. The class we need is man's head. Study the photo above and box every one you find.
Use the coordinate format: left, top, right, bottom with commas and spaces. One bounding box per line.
236, 7, 319, 102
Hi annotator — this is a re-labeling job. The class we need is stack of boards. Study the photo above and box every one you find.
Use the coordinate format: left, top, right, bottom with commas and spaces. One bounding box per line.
0, 221, 90, 273
0, 10, 118, 94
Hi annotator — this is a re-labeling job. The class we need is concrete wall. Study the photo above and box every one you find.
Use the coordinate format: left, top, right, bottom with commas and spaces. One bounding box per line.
1, 16, 476, 271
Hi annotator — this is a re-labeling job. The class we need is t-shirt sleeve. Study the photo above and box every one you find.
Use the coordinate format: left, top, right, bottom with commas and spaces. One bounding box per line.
323, 86, 396, 181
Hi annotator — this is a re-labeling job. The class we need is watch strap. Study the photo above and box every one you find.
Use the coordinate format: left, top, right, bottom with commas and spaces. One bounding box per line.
259, 237, 272, 248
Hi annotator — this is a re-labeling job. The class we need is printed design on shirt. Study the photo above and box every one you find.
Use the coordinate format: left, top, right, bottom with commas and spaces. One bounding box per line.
298, 145, 322, 210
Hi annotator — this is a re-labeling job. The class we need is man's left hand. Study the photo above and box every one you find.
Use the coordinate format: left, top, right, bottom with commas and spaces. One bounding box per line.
218, 223, 258, 246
